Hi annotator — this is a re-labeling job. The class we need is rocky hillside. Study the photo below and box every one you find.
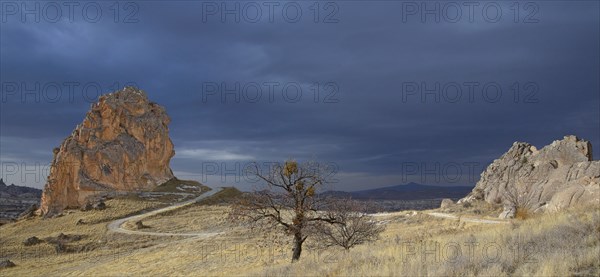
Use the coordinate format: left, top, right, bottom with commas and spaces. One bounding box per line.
459, 135, 599, 218
0, 179, 41, 222
39, 87, 175, 216
0, 179, 41, 197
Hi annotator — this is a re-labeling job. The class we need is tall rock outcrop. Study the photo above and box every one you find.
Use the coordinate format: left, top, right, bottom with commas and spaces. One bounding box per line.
459, 136, 599, 217
39, 87, 175, 216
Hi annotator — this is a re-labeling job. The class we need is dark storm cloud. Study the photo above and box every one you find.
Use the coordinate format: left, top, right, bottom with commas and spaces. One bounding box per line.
1, 1, 598, 190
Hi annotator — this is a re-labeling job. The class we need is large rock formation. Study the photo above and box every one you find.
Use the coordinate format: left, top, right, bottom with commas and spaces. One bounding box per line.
459, 135, 599, 217
39, 87, 175, 216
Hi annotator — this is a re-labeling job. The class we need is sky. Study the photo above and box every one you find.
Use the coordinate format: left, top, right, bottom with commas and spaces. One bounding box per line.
0, 1, 598, 191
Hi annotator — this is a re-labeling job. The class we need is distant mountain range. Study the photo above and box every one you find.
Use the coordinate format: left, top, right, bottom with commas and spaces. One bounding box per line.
322, 182, 473, 200
0, 179, 42, 222
0, 179, 42, 197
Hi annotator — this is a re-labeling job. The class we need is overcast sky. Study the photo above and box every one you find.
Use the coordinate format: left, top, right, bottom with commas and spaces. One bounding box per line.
1, 1, 598, 191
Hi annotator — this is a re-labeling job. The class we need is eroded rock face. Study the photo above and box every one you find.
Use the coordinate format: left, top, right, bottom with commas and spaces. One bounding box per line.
459, 136, 599, 215
39, 87, 175, 216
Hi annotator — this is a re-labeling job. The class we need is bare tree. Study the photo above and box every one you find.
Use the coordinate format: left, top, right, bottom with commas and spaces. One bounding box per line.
315, 198, 385, 250
230, 160, 341, 262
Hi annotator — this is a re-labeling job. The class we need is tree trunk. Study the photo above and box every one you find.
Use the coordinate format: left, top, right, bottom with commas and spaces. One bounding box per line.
291, 233, 303, 262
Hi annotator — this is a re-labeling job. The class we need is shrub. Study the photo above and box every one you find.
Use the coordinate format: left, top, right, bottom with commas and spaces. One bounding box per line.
515, 207, 530, 220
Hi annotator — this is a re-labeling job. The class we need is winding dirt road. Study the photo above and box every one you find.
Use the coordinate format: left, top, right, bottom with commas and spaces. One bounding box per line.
107, 188, 224, 237
107, 189, 506, 238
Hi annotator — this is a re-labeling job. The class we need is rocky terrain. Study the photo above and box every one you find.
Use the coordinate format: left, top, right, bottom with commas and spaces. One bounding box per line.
0, 179, 41, 224
459, 135, 599, 218
39, 87, 176, 216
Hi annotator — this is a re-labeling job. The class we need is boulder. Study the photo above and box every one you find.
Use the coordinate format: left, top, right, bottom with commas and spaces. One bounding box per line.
23, 236, 43, 246
92, 201, 106, 210
440, 198, 455, 209
0, 259, 16, 269
546, 176, 600, 212
135, 220, 148, 229
57, 233, 82, 242
80, 202, 93, 212
499, 205, 516, 219
18, 204, 39, 219
54, 241, 67, 254
38, 87, 175, 216
459, 136, 599, 214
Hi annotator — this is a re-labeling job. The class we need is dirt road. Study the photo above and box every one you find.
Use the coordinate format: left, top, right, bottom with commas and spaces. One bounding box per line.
427, 212, 509, 224
108, 188, 224, 237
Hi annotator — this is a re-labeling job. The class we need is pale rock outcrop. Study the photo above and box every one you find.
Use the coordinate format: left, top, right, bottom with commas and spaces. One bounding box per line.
38, 87, 175, 216
458, 136, 599, 217
545, 176, 599, 212
440, 198, 455, 209
498, 205, 516, 219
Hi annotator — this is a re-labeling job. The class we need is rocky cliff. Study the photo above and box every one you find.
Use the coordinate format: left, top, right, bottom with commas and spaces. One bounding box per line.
459, 135, 599, 217
38, 87, 175, 216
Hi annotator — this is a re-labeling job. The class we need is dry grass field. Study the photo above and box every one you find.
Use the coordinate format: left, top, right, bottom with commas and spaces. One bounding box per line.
260, 208, 600, 276
1, 191, 598, 276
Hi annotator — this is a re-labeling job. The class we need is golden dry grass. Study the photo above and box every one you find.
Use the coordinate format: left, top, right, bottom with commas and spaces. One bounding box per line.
1, 197, 598, 276
258, 208, 600, 277
0, 198, 173, 276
